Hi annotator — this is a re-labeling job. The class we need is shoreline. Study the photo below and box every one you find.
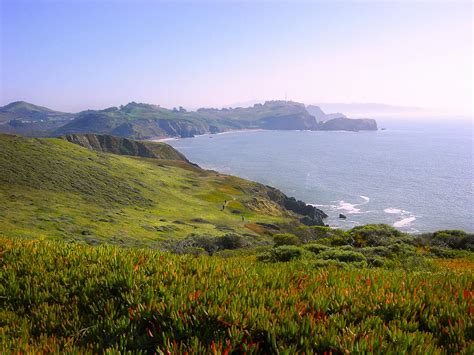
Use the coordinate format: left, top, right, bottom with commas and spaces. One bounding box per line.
148, 127, 377, 142
148, 128, 266, 142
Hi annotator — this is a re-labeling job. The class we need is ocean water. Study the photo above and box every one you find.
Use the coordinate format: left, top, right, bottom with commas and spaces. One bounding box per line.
167, 120, 473, 233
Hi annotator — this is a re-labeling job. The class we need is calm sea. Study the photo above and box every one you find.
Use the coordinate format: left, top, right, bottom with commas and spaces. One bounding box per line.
167, 119, 473, 233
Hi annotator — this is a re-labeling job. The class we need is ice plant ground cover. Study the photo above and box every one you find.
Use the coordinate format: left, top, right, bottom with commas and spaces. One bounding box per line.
1, 236, 472, 353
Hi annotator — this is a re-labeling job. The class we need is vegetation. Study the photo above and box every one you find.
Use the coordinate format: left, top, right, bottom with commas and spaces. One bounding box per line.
0, 134, 303, 247
1, 236, 472, 353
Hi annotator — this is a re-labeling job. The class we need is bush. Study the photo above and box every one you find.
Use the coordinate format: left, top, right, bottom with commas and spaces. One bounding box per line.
366, 256, 385, 267
387, 242, 416, 257
316, 249, 367, 263
431, 230, 474, 250
359, 246, 391, 258
428, 246, 471, 259
347, 224, 404, 247
215, 234, 246, 250
429, 246, 458, 258
317, 235, 350, 246
303, 243, 330, 254
273, 233, 300, 247
170, 234, 246, 255
182, 247, 207, 256
257, 245, 307, 262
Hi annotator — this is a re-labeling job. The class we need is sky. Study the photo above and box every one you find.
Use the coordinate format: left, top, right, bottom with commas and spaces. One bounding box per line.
0, 0, 472, 114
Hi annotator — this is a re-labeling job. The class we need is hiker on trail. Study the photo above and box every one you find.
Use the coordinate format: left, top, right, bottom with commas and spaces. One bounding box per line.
241, 216, 244, 222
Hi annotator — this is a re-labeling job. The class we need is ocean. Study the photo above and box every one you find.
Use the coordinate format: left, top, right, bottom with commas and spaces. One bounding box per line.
167, 120, 473, 233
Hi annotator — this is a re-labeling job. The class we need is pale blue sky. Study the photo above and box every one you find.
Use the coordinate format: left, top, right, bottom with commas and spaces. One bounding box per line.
1, 0, 472, 114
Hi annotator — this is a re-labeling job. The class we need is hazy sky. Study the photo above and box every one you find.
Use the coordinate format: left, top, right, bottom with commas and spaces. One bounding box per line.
1, 0, 472, 114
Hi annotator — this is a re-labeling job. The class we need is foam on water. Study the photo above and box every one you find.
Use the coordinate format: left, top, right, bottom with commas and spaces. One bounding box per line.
384, 208, 405, 214
337, 201, 361, 214
393, 217, 417, 228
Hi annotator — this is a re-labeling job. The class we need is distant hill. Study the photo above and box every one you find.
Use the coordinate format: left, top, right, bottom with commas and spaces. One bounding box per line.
0, 101, 75, 136
306, 105, 347, 122
0, 101, 74, 122
316, 102, 424, 118
0, 100, 378, 138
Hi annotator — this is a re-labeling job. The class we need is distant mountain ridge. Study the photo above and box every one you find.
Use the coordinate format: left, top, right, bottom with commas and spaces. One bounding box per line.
0, 100, 377, 139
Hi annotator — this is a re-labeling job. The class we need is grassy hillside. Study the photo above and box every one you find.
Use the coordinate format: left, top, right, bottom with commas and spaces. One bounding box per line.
0, 134, 308, 248
1, 236, 472, 353
60, 133, 190, 161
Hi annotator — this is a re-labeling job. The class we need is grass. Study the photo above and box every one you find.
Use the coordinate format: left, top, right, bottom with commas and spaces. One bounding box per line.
1, 236, 472, 353
0, 134, 294, 247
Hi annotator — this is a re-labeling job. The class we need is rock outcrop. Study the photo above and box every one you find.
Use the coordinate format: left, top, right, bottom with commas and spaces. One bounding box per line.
265, 186, 328, 226
319, 117, 377, 131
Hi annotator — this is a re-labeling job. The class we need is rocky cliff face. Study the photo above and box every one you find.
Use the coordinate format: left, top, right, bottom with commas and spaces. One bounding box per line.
157, 119, 209, 138
61, 134, 188, 161
265, 186, 328, 226
258, 113, 318, 130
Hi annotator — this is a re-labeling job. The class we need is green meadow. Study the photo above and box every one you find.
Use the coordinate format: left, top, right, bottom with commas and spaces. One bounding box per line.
0, 134, 292, 248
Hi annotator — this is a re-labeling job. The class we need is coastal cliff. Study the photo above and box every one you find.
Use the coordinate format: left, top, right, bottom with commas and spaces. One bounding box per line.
319, 117, 378, 131
0, 100, 378, 139
60, 133, 189, 161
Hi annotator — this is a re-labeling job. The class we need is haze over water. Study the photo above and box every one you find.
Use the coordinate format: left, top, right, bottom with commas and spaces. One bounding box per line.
168, 119, 473, 233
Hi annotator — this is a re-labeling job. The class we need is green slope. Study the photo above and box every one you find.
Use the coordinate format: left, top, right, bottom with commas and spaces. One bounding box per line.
0, 134, 308, 247
60, 133, 190, 161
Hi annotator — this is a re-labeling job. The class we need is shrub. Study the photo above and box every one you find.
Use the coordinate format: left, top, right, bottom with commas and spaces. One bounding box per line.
316, 249, 367, 263
169, 234, 246, 255
303, 243, 330, 254
399, 255, 436, 272
215, 234, 246, 250
431, 230, 474, 250
387, 242, 416, 257
302, 226, 347, 243
366, 256, 385, 267
429, 246, 458, 258
257, 245, 306, 262
347, 224, 404, 247
273, 233, 300, 246
317, 235, 350, 246
182, 247, 207, 256
359, 246, 391, 258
